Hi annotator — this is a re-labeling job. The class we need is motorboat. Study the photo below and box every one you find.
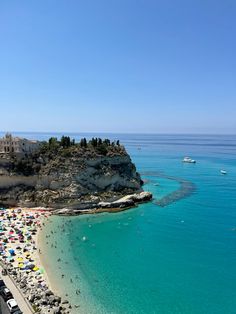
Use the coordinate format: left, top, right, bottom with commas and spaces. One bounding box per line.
182, 157, 196, 163
220, 170, 227, 175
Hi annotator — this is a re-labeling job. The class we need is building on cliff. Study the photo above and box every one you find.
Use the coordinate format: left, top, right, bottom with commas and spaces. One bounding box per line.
0, 133, 40, 154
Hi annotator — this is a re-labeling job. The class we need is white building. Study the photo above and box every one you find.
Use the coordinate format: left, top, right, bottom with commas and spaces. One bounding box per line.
0, 133, 40, 154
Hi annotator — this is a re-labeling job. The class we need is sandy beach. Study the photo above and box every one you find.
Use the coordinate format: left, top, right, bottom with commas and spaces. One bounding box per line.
0, 207, 72, 313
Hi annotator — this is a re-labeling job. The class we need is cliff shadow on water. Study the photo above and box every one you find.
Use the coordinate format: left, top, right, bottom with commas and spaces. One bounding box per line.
141, 171, 196, 207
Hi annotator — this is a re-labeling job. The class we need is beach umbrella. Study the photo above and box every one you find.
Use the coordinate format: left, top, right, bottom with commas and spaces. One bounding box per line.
33, 266, 39, 271
9, 249, 15, 255
18, 263, 24, 268
17, 257, 23, 262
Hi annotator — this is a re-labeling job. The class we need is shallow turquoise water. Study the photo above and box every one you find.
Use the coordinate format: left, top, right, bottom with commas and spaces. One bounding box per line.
37, 134, 236, 313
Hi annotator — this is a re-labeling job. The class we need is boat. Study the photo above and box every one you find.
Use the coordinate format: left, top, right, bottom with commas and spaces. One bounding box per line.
220, 170, 227, 175
182, 157, 196, 163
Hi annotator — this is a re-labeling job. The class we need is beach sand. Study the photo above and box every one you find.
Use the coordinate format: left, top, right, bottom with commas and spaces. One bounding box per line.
0, 207, 72, 313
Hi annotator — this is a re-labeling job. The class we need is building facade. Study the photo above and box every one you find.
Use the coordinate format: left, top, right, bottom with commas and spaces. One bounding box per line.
0, 133, 40, 154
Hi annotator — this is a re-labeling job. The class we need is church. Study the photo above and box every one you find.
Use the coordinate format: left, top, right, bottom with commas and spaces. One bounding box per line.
0, 133, 40, 154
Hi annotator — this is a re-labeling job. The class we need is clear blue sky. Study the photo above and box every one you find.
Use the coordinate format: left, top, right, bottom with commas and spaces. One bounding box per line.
0, 0, 235, 133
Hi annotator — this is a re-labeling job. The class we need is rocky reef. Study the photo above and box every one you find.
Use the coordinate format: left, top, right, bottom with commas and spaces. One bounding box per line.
0, 138, 152, 210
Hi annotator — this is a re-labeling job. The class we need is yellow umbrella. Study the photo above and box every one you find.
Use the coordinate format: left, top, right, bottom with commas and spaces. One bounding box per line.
17, 257, 23, 262
18, 263, 24, 268
33, 266, 39, 271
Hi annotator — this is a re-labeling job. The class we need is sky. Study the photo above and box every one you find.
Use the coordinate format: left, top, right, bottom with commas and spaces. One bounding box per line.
0, 0, 235, 134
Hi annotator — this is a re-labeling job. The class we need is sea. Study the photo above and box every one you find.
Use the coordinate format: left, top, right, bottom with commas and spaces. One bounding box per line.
3, 132, 236, 314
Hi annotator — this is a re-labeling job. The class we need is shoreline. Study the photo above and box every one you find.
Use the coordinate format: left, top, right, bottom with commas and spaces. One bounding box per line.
0, 207, 72, 313
36, 218, 66, 299
36, 220, 57, 294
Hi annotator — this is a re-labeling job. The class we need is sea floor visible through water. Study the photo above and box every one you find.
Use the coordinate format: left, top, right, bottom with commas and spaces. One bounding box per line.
11, 133, 236, 314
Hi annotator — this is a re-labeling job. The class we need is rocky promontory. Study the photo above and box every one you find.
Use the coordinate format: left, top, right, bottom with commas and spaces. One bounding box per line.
0, 136, 152, 211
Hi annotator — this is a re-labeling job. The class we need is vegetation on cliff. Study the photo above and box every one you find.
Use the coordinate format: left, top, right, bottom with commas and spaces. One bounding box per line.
40, 136, 123, 157
11, 136, 126, 176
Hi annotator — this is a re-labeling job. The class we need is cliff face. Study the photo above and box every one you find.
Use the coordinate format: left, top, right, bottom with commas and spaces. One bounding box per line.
0, 147, 143, 208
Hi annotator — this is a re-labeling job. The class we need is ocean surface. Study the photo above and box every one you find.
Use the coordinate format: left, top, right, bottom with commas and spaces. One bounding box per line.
5, 132, 236, 314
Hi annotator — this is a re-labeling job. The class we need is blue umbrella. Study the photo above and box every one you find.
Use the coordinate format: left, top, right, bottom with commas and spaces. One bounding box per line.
8, 249, 15, 255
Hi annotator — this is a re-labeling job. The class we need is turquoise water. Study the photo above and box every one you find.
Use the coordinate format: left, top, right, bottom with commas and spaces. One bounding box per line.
21, 133, 236, 313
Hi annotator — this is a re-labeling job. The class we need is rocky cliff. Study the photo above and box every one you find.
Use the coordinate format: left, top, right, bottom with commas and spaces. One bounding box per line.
0, 143, 147, 209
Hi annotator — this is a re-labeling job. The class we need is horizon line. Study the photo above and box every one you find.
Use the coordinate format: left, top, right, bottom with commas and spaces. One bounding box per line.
0, 131, 236, 136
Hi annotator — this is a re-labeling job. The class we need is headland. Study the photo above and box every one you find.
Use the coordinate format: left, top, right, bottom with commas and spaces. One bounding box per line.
0, 134, 152, 211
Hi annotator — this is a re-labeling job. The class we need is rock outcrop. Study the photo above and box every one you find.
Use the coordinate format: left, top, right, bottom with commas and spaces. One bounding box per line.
53, 191, 153, 215
0, 144, 150, 209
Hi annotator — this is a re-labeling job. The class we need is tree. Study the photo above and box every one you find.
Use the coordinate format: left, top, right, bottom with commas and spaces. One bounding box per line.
60, 136, 65, 147
98, 138, 102, 146
48, 137, 58, 149
91, 138, 98, 147
80, 138, 87, 148
60, 136, 71, 148
103, 139, 110, 146
80, 138, 84, 147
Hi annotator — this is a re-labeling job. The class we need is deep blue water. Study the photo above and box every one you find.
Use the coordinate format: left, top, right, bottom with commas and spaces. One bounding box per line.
5, 132, 236, 313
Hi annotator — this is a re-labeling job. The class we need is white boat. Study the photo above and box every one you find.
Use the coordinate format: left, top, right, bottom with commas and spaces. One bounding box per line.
182, 157, 196, 163
220, 170, 227, 175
